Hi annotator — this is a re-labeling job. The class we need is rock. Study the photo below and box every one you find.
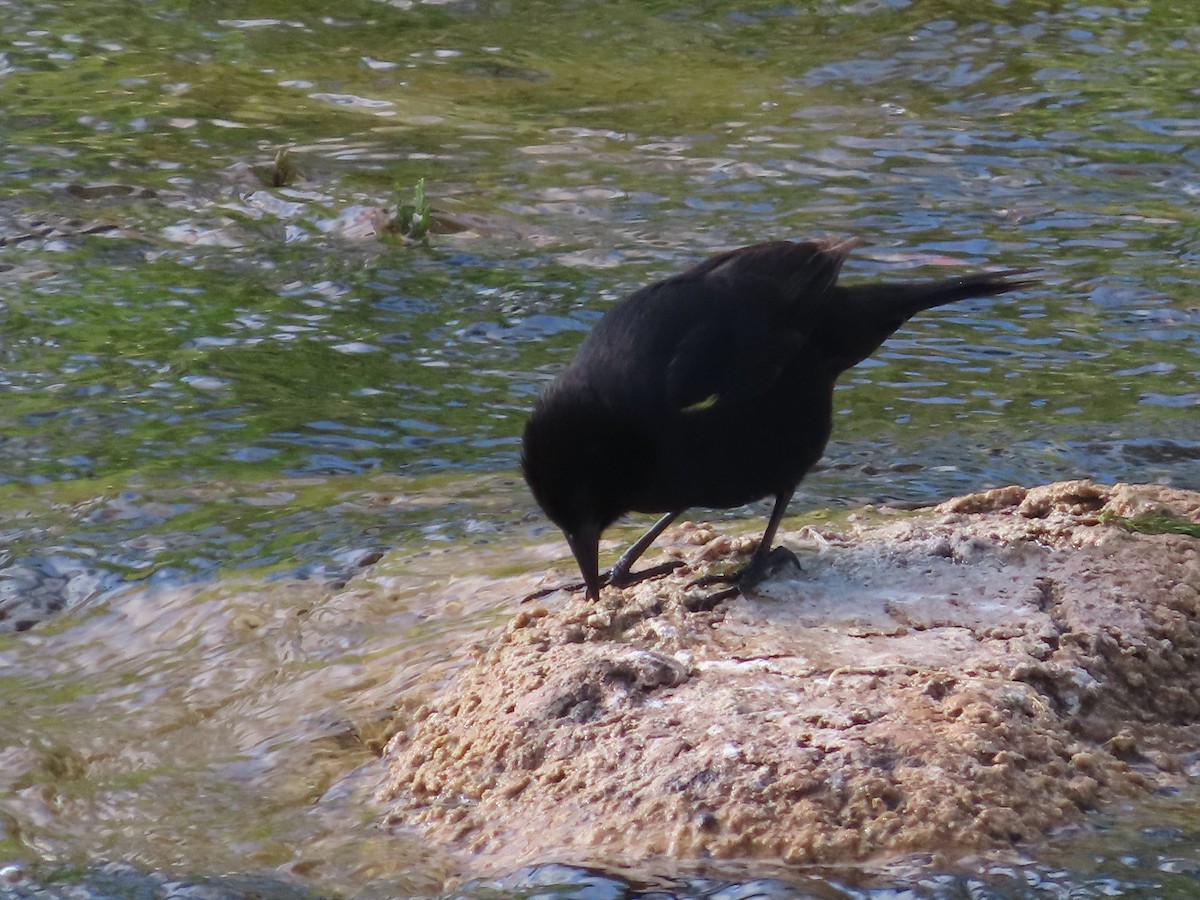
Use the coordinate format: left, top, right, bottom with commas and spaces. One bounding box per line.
377, 481, 1200, 873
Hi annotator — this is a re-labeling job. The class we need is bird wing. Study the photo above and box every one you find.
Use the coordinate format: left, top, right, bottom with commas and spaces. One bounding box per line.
663, 239, 858, 414
665, 315, 802, 415
681, 237, 860, 307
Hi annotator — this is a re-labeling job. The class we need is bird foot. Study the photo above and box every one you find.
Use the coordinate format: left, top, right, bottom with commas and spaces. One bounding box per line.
681, 564, 745, 612
520, 579, 587, 604
682, 546, 804, 610
520, 559, 684, 604
682, 584, 741, 612
608, 558, 684, 589
742, 545, 805, 591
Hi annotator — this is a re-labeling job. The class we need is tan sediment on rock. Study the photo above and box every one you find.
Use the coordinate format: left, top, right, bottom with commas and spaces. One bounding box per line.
377, 481, 1200, 872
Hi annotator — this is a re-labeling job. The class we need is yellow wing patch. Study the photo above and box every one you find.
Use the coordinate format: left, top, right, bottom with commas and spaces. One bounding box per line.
680, 393, 719, 414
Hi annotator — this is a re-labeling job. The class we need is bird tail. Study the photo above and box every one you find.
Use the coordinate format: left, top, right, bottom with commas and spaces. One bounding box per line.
843, 270, 1037, 318
820, 269, 1037, 373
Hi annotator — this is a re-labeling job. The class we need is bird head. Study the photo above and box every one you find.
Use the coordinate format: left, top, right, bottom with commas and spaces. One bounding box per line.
520, 389, 637, 600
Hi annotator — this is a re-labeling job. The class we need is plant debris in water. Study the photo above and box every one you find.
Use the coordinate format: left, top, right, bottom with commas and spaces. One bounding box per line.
389, 177, 433, 243
256, 148, 302, 188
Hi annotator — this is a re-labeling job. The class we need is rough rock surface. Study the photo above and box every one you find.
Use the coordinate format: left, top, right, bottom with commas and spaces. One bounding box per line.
378, 481, 1200, 873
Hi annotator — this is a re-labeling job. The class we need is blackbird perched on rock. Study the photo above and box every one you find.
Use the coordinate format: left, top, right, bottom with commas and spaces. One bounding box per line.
521, 238, 1034, 601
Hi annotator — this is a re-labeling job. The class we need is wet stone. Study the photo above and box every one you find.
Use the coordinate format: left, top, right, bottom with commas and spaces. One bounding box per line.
379, 481, 1200, 875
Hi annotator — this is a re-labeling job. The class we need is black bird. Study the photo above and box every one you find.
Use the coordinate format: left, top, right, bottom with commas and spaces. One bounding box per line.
521, 238, 1033, 601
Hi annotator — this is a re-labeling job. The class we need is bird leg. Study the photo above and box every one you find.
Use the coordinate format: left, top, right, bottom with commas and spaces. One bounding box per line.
607, 510, 682, 586
684, 489, 797, 606
521, 510, 684, 603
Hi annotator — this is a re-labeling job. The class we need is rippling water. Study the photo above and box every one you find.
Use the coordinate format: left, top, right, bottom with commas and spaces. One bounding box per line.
1, 0, 1198, 613
1, 0, 1199, 895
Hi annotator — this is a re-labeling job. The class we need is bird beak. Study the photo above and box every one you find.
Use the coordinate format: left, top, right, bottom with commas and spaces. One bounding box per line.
566, 524, 602, 601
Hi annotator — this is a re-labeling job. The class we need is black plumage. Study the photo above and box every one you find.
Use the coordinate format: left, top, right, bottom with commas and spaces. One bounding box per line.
521, 238, 1034, 601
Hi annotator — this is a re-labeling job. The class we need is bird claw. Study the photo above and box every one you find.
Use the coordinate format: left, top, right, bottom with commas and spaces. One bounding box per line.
682, 545, 805, 610
743, 545, 805, 590
608, 558, 684, 589
520, 559, 684, 604
520, 579, 588, 604
522, 548, 801, 607
683, 584, 741, 612
681, 565, 743, 612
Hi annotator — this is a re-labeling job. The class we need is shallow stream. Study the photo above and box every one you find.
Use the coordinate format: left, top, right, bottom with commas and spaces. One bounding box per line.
1, 0, 1199, 896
